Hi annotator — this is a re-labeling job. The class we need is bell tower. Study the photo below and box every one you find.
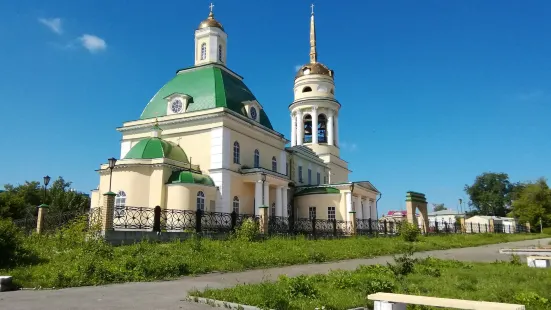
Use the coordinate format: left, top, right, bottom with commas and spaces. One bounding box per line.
289, 5, 349, 183
194, 3, 227, 66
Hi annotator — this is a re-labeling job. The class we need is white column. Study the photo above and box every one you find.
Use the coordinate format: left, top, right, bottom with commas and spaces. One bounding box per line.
275, 186, 283, 217
291, 113, 297, 146
345, 192, 352, 222
356, 196, 363, 220
254, 181, 263, 215
282, 187, 288, 217
334, 114, 339, 147
263, 182, 270, 207
327, 110, 334, 146
370, 199, 375, 220
311, 107, 318, 144
296, 110, 304, 146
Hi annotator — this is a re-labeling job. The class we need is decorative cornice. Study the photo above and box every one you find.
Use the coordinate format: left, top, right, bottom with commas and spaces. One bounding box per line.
289, 97, 341, 110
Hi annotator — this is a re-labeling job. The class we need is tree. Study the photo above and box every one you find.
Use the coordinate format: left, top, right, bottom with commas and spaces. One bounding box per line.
464, 172, 519, 217
509, 178, 551, 227
0, 177, 90, 219
432, 203, 446, 212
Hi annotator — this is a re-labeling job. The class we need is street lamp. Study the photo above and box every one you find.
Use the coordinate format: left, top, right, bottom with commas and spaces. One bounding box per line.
43, 175, 51, 204
261, 172, 267, 206
458, 198, 463, 213
107, 157, 117, 192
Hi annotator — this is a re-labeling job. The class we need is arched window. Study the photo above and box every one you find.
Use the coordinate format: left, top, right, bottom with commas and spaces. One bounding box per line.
233, 196, 239, 214
115, 190, 126, 217
196, 191, 205, 211
254, 149, 260, 168
317, 114, 328, 143
218, 45, 223, 62
330, 88, 334, 94
302, 86, 312, 93
272, 156, 277, 172
233, 141, 240, 164
303, 114, 312, 143
271, 203, 276, 217
200, 43, 207, 60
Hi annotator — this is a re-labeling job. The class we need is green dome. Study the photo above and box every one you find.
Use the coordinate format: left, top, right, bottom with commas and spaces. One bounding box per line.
140, 65, 273, 130
168, 171, 215, 186
124, 138, 189, 163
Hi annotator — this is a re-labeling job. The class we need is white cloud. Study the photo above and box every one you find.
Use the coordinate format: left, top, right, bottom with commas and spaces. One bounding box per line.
79, 34, 107, 53
38, 18, 63, 34
340, 141, 358, 152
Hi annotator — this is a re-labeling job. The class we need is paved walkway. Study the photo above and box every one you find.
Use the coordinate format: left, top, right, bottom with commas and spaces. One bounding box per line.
1, 238, 549, 310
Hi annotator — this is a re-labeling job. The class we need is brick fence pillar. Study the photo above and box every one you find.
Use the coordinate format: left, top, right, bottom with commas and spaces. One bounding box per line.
36, 204, 49, 234
459, 217, 466, 233
349, 211, 357, 236
489, 219, 495, 233
259, 206, 269, 234
526, 222, 531, 233
101, 192, 116, 233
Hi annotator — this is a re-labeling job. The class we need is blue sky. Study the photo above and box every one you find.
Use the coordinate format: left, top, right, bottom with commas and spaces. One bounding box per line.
1, 0, 550, 216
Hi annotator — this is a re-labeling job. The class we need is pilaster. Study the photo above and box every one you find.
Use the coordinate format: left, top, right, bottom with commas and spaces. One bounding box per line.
296, 110, 304, 146
345, 192, 352, 222
275, 186, 283, 217
291, 113, 297, 146
327, 110, 334, 146
101, 192, 116, 232
311, 106, 318, 144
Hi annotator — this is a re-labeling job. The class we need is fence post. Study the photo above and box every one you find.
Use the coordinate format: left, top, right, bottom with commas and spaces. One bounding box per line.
153, 206, 161, 233
368, 218, 373, 235
349, 211, 357, 236
333, 219, 337, 237
259, 206, 269, 234
526, 222, 531, 233
195, 210, 202, 233
489, 219, 495, 233
36, 204, 49, 234
384, 220, 388, 235
460, 218, 466, 233
312, 216, 317, 239
434, 221, 439, 234
101, 192, 116, 234
230, 211, 237, 231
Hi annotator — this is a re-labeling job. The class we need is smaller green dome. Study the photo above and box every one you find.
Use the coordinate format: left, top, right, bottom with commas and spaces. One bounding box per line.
124, 138, 189, 163
168, 171, 215, 186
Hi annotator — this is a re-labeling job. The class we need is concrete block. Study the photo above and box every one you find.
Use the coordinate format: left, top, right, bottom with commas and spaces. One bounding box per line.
0, 276, 14, 292
527, 256, 551, 268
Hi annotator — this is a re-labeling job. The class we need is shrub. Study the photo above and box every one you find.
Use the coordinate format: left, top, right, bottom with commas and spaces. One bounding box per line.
280, 275, 319, 299
233, 218, 258, 242
0, 219, 26, 268
398, 221, 420, 242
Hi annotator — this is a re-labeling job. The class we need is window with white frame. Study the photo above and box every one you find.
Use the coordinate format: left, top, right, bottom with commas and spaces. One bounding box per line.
298, 166, 303, 182
233, 141, 240, 164
271, 203, 276, 217
309, 206, 316, 219
254, 149, 260, 168
200, 43, 207, 60
196, 191, 205, 211
233, 196, 239, 214
272, 156, 277, 172
114, 190, 126, 217
328, 206, 336, 220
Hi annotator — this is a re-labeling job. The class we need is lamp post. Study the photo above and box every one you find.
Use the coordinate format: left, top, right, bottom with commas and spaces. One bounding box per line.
43, 175, 51, 204
458, 198, 463, 213
107, 157, 117, 193
261, 172, 267, 206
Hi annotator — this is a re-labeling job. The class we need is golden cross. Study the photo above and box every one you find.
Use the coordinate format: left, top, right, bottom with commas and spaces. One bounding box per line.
209, 2, 214, 12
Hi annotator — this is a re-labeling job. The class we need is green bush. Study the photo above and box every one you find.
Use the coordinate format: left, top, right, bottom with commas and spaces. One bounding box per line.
0, 219, 26, 268
232, 218, 258, 242
542, 227, 551, 235
398, 221, 420, 242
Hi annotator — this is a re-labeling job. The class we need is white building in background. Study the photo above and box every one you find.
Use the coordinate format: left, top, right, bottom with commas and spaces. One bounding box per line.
427, 209, 465, 225
465, 216, 518, 233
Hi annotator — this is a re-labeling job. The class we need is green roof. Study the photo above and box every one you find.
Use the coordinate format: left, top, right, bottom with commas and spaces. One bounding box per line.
295, 186, 341, 197
124, 138, 189, 163
168, 171, 215, 186
140, 65, 273, 130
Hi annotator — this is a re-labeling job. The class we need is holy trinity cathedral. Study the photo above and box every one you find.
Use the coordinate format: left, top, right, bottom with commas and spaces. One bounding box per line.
90, 5, 380, 221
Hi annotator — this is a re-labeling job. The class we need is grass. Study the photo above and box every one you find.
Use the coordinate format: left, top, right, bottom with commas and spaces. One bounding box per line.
192, 253, 551, 310
1, 217, 547, 289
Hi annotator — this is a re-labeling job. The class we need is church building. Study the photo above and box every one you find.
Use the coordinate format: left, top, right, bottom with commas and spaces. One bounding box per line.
90, 5, 380, 222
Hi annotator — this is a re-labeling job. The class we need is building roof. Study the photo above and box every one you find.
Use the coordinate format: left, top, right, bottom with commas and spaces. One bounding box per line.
294, 186, 340, 197
468, 215, 516, 221
124, 137, 189, 163
428, 209, 466, 216
168, 171, 215, 186
139, 64, 273, 130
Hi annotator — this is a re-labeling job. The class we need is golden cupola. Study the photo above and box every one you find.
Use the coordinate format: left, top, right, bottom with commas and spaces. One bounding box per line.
295, 6, 334, 80
198, 4, 224, 31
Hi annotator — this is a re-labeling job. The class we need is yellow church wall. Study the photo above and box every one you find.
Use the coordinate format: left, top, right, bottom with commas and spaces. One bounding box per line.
97, 166, 153, 208
90, 190, 100, 209
295, 193, 344, 220
229, 174, 255, 214
228, 127, 284, 172
289, 155, 328, 186
166, 184, 216, 211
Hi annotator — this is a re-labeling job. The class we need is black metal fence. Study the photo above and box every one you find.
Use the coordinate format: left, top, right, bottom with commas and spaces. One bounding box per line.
12, 208, 92, 234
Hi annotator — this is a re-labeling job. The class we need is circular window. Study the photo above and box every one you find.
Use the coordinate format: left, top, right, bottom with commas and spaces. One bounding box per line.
250, 107, 258, 119
171, 100, 183, 113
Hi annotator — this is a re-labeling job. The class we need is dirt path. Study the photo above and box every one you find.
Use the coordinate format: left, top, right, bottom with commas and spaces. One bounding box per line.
1, 238, 548, 310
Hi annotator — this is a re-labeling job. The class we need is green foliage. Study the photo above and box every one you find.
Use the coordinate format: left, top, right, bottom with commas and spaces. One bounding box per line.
0, 223, 544, 289
388, 248, 417, 277
195, 257, 551, 310
464, 172, 521, 216
510, 178, 551, 228
0, 176, 90, 219
0, 219, 27, 268
232, 218, 259, 242
398, 221, 420, 242
432, 203, 446, 212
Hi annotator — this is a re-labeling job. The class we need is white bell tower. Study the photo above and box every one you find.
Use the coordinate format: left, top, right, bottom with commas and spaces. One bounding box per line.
289, 5, 349, 183
194, 3, 227, 66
